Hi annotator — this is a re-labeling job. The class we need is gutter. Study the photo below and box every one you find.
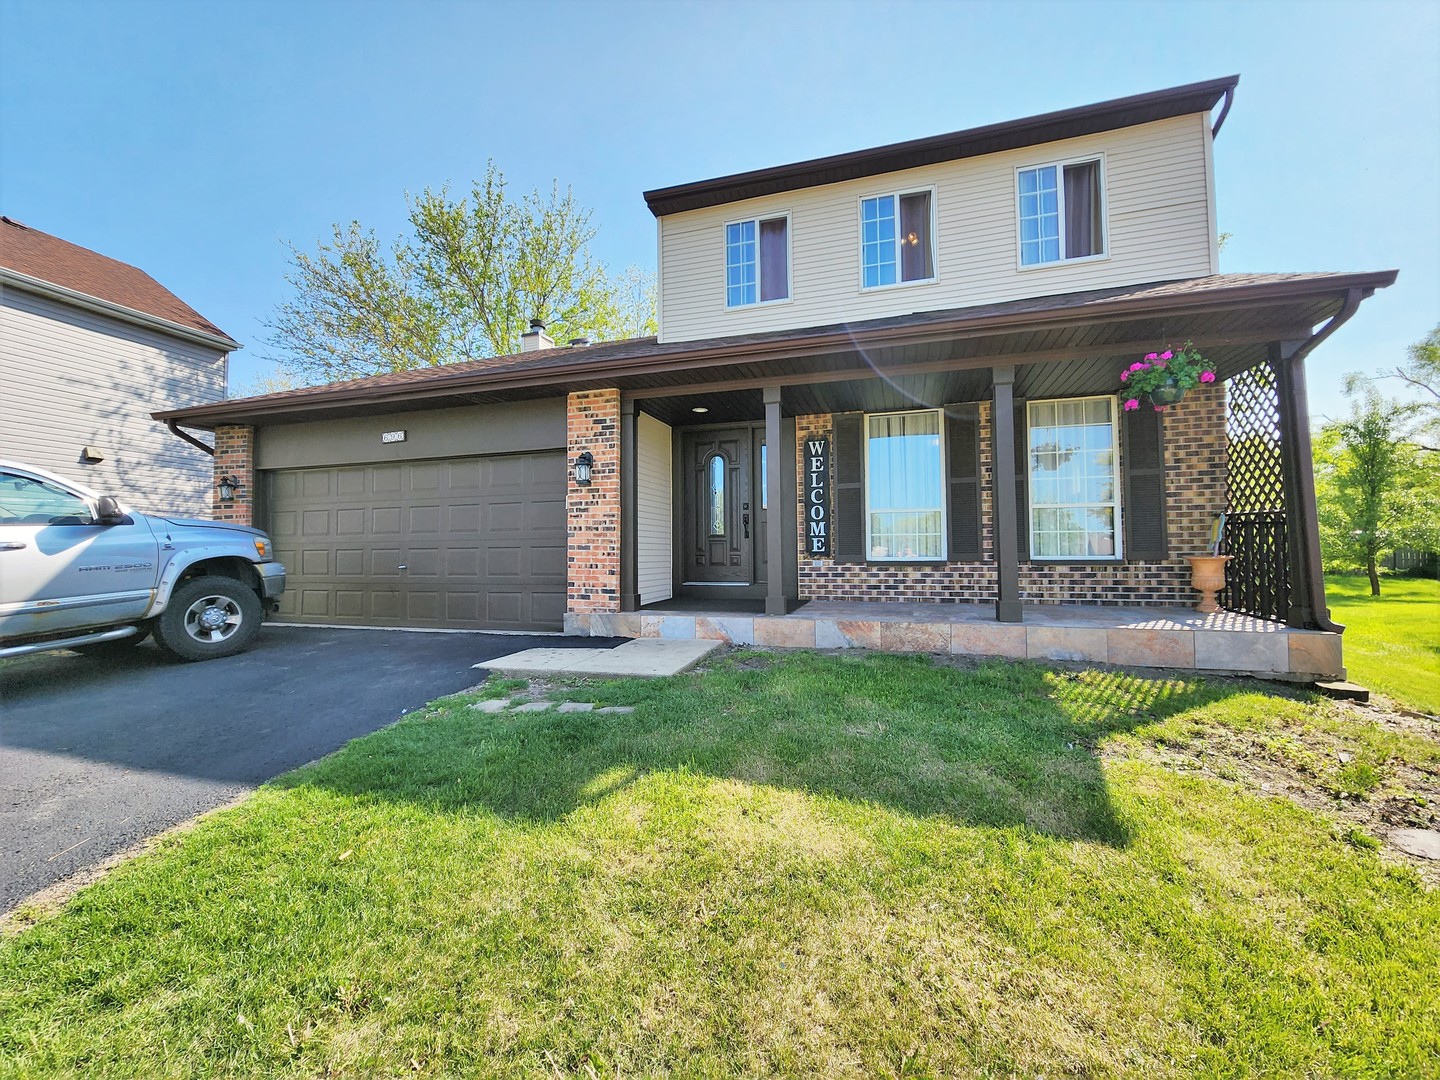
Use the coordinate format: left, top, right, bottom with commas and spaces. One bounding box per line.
0, 267, 241, 353
1210, 84, 1236, 138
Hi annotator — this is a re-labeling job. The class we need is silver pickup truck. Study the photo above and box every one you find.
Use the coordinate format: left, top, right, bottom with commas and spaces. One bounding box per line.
0, 459, 285, 662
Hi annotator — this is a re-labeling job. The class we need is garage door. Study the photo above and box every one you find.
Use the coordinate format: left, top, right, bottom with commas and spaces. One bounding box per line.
267, 452, 566, 631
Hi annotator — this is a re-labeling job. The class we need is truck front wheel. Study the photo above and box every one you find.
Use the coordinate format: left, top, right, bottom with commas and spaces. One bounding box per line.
152, 575, 263, 662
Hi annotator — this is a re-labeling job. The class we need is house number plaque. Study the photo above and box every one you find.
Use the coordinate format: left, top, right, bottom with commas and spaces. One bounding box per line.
804, 436, 830, 557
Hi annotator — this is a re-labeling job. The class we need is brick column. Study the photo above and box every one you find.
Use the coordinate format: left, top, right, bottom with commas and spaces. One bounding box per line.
212, 424, 255, 525
566, 390, 621, 614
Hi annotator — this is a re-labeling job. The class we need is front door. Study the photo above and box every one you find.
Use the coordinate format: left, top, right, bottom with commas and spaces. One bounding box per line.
681, 426, 755, 585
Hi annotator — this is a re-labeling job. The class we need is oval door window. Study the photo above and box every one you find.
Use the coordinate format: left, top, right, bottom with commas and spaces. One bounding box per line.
707, 453, 726, 536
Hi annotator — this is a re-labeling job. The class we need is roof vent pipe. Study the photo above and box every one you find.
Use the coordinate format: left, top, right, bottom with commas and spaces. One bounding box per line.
569, 336, 591, 347
520, 318, 554, 353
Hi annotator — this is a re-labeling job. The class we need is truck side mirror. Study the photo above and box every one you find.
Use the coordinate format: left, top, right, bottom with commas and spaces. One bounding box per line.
95, 496, 126, 525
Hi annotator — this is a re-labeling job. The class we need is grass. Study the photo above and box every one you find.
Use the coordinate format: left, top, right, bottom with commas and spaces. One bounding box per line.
2, 653, 1438, 1077
1326, 574, 1440, 714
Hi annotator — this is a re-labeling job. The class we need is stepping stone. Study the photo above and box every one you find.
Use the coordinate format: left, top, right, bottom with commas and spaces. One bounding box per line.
556, 702, 595, 713
469, 699, 508, 713
512, 701, 553, 713
597, 706, 635, 714
1390, 829, 1440, 860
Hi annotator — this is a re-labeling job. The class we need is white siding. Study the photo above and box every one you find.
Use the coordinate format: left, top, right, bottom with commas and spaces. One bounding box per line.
635, 411, 673, 605
658, 114, 1217, 343
0, 287, 227, 515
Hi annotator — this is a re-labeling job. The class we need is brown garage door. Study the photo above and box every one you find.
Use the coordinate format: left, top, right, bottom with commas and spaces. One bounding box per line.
267, 452, 566, 631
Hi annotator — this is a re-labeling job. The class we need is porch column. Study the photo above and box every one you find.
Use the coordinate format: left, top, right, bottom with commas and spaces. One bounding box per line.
1273, 341, 1338, 632
764, 385, 793, 616
619, 398, 640, 612
991, 366, 1023, 623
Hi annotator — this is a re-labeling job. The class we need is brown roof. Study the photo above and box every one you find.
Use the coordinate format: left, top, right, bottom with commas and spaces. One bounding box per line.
644, 75, 1239, 216
157, 270, 1396, 428
0, 216, 235, 344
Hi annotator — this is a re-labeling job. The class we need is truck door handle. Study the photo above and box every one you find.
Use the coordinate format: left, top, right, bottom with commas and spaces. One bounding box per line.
0, 542, 26, 551
397, 564, 408, 570
742, 513, 749, 539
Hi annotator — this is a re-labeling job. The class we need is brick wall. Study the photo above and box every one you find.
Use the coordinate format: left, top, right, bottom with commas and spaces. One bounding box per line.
212, 424, 255, 525
567, 389, 621, 614
794, 384, 1227, 606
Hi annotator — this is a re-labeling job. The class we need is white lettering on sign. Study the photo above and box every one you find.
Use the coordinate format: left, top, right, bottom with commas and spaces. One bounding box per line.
381, 430, 407, 444
804, 437, 830, 557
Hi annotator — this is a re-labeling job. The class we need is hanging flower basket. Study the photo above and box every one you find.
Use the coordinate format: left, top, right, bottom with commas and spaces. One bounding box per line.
1119, 342, 1217, 412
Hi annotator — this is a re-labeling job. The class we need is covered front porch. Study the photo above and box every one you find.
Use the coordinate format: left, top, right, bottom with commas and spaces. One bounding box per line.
570, 599, 1343, 681
560, 274, 1395, 682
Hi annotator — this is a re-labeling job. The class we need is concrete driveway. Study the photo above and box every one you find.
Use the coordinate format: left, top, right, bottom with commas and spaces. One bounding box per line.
0, 625, 618, 912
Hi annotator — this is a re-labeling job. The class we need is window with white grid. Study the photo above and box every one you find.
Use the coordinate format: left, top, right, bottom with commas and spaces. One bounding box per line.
1027, 397, 1122, 559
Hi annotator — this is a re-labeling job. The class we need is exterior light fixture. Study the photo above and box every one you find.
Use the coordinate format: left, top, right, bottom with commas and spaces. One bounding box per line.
573, 451, 594, 487
691, 406, 709, 414
217, 474, 241, 502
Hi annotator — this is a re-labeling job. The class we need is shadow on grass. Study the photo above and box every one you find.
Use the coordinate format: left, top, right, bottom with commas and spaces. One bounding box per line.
274, 651, 1259, 847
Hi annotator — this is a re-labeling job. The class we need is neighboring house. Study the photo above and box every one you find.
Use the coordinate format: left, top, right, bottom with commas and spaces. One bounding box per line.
157, 76, 1396, 681
0, 217, 237, 516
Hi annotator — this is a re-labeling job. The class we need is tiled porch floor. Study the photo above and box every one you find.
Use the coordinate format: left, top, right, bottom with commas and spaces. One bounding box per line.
566, 601, 1343, 682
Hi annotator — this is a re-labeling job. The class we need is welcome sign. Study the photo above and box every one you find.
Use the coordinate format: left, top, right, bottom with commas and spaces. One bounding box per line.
804, 436, 830, 557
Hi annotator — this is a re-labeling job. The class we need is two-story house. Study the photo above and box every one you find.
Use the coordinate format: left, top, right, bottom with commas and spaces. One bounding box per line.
0, 217, 238, 515
156, 76, 1396, 681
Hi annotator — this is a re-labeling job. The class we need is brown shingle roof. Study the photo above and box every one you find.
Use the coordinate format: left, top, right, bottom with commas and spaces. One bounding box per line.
157, 270, 1396, 428
0, 216, 235, 343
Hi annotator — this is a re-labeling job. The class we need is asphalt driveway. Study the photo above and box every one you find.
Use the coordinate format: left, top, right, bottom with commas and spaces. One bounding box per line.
0, 624, 619, 912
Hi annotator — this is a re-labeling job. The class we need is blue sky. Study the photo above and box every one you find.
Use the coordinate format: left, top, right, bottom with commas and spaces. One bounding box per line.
2, 0, 1436, 423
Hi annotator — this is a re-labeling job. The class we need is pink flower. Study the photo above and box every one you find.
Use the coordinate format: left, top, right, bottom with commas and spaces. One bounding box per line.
1144, 353, 1158, 361
1159, 350, 1174, 361
1155, 361, 1167, 370
1123, 398, 1140, 411
1154, 405, 1169, 412
1129, 362, 1146, 372
1200, 370, 1216, 383
1120, 371, 1129, 382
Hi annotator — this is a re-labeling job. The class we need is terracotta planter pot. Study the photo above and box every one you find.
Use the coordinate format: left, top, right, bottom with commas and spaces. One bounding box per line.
1187, 554, 1232, 614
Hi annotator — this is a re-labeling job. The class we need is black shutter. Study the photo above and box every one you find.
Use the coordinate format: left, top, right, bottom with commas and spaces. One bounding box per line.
833, 413, 865, 563
946, 404, 982, 561
1123, 406, 1168, 560
1014, 400, 1030, 561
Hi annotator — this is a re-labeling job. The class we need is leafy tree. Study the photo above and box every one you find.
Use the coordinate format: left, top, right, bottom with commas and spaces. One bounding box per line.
1315, 384, 1435, 594
1393, 324, 1439, 452
228, 364, 302, 399
263, 163, 655, 384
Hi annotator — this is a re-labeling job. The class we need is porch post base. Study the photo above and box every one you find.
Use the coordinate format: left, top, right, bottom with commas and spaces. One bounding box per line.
620, 593, 640, 612
995, 600, 1024, 624
766, 595, 795, 616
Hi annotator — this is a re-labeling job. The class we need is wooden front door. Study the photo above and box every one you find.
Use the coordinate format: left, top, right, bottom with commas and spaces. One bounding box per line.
681, 426, 754, 584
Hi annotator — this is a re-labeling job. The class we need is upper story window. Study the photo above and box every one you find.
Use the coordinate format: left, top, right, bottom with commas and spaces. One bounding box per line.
860, 190, 934, 289
1027, 396, 1121, 559
866, 409, 944, 560
1017, 157, 1105, 267
725, 215, 789, 307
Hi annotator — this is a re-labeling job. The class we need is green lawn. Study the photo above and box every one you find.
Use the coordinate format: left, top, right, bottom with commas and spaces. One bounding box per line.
2, 653, 1438, 1077
1326, 574, 1440, 714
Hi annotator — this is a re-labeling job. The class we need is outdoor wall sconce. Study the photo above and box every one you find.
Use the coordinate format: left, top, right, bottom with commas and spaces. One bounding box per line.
573, 451, 594, 487
217, 475, 242, 502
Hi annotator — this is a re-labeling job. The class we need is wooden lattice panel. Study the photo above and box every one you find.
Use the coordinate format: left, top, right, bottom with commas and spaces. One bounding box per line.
1222, 359, 1291, 623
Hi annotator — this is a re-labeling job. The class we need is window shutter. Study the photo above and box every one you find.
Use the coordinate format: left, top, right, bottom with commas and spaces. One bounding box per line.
1014, 400, 1030, 561
833, 413, 865, 563
946, 404, 982, 561
1123, 407, 1168, 561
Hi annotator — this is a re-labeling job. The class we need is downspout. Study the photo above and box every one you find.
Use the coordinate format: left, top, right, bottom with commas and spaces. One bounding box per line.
1210, 85, 1235, 139
166, 419, 215, 456
1280, 287, 1370, 635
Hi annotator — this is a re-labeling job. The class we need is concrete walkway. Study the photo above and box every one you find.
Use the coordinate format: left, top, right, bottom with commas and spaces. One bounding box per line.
479, 637, 722, 678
